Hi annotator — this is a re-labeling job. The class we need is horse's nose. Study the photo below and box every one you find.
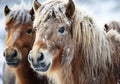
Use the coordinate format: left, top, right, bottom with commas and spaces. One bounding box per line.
3, 49, 18, 62
28, 52, 44, 67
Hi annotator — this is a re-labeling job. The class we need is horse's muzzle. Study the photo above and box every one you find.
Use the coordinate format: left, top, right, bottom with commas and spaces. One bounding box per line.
3, 48, 20, 67
28, 51, 51, 72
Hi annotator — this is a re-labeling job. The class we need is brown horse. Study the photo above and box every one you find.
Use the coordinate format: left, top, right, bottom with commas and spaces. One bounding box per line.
3, 3, 48, 84
28, 0, 119, 84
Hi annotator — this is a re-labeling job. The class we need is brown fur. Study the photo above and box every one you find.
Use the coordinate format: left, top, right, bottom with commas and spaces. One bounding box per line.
3, 5, 48, 84
29, 0, 120, 84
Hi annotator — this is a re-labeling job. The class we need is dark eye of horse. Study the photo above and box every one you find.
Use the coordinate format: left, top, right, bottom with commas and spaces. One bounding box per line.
58, 27, 65, 33
26, 29, 32, 34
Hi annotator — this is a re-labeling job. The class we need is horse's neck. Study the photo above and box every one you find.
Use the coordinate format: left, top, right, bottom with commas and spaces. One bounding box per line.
52, 53, 116, 84
52, 54, 81, 84
16, 59, 39, 84
53, 66, 74, 84
15, 60, 35, 84
15, 60, 48, 84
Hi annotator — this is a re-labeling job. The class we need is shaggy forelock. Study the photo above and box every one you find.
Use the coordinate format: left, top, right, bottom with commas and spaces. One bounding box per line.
33, 0, 71, 28
4, 4, 32, 26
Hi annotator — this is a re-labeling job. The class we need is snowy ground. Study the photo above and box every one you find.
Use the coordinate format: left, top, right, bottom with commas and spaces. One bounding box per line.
0, 0, 120, 84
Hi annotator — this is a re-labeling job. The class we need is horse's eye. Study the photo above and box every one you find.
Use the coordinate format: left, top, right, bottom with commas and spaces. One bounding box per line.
26, 29, 32, 34
58, 27, 65, 33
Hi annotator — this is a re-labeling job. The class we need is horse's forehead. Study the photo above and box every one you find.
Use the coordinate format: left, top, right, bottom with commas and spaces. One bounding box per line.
34, 0, 67, 25
39, 2, 66, 16
6, 28, 21, 46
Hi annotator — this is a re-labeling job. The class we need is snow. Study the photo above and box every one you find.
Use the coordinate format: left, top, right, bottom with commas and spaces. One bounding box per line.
0, 18, 5, 84
0, 0, 120, 84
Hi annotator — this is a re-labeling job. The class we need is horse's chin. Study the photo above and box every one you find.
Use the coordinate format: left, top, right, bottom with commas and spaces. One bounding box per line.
33, 62, 51, 73
6, 60, 20, 67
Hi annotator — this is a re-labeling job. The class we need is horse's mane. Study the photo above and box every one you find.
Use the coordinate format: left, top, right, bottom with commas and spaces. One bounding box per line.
73, 8, 112, 76
4, 2, 32, 26
34, 0, 112, 77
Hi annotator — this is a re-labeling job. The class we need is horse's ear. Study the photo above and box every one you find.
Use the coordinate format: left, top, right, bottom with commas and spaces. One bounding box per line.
33, 0, 41, 12
29, 7, 34, 21
104, 24, 109, 32
66, 0, 75, 18
4, 5, 11, 16
30, 7, 34, 16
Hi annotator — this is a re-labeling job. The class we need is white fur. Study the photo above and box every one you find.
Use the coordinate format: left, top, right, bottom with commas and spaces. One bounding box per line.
107, 29, 120, 42
8, 28, 20, 47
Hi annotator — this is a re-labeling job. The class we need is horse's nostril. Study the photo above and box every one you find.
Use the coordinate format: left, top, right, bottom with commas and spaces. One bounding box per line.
5, 49, 18, 62
37, 52, 44, 62
11, 50, 17, 58
3, 49, 17, 58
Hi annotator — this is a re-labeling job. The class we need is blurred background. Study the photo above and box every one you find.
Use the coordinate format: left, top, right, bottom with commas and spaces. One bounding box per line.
0, 0, 120, 84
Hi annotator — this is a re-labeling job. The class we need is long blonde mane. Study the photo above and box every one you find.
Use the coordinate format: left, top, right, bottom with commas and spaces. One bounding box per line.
73, 8, 112, 76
